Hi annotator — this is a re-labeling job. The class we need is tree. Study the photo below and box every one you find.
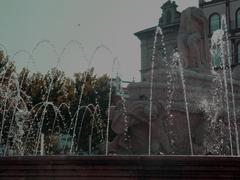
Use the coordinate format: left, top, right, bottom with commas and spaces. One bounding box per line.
0, 50, 116, 155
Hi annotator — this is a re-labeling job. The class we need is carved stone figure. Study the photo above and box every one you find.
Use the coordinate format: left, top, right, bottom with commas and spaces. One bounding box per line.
106, 100, 172, 154
99, 7, 238, 156
178, 7, 211, 70
103, 99, 207, 155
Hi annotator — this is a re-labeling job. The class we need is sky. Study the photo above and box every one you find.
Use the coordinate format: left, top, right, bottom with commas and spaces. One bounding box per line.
0, 0, 198, 81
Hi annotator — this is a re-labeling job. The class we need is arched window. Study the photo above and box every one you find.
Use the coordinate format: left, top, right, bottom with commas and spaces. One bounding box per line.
236, 8, 240, 28
209, 13, 221, 34
237, 43, 240, 64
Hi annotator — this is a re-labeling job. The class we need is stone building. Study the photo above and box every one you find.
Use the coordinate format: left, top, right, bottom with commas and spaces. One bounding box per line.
135, 0, 180, 81
135, 0, 240, 81
200, 0, 240, 66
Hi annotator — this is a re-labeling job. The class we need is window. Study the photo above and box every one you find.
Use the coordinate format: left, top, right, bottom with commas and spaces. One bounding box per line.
237, 43, 240, 64
209, 13, 221, 34
236, 8, 240, 28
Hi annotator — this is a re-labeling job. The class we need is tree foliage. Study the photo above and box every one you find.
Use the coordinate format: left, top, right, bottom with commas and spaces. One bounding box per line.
0, 51, 115, 155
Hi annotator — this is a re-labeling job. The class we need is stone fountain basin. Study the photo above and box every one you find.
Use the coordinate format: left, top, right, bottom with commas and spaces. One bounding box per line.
0, 156, 240, 179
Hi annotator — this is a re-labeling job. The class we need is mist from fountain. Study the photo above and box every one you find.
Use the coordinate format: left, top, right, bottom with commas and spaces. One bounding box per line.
0, 39, 121, 156
221, 15, 240, 155
209, 15, 240, 156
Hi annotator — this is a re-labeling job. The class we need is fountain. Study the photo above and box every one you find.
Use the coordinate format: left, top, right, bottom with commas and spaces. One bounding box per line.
0, 39, 120, 156
106, 7, 240, 156
0, 5, 240, 180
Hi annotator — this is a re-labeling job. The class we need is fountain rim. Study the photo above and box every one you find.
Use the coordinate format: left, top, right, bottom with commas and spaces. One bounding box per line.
1, 155, 240, 179
1, 155, 240, 159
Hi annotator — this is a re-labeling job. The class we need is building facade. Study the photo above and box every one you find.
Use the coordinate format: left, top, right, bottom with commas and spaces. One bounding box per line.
200, 0, 240, 67
135, 0, 180, 81
135, 0, 240, 81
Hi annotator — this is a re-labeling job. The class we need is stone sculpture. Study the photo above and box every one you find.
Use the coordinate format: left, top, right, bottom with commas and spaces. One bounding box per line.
178, 7, 211, 70
100, 7, 238, 155
107, 100, 172, 154
105, 98, 208, 155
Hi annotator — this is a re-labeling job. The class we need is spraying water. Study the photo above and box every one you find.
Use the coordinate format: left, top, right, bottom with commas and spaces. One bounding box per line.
175, 52, 194, 155
148, 26, 162, 155
221, 15, 239, 156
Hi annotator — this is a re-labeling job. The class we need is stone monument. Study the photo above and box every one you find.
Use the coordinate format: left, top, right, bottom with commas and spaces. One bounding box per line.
178, 7, 211, 70
103, 7, 240, 155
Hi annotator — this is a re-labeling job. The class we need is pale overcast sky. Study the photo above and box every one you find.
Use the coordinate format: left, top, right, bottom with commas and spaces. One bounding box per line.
0, 0, 198, 81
